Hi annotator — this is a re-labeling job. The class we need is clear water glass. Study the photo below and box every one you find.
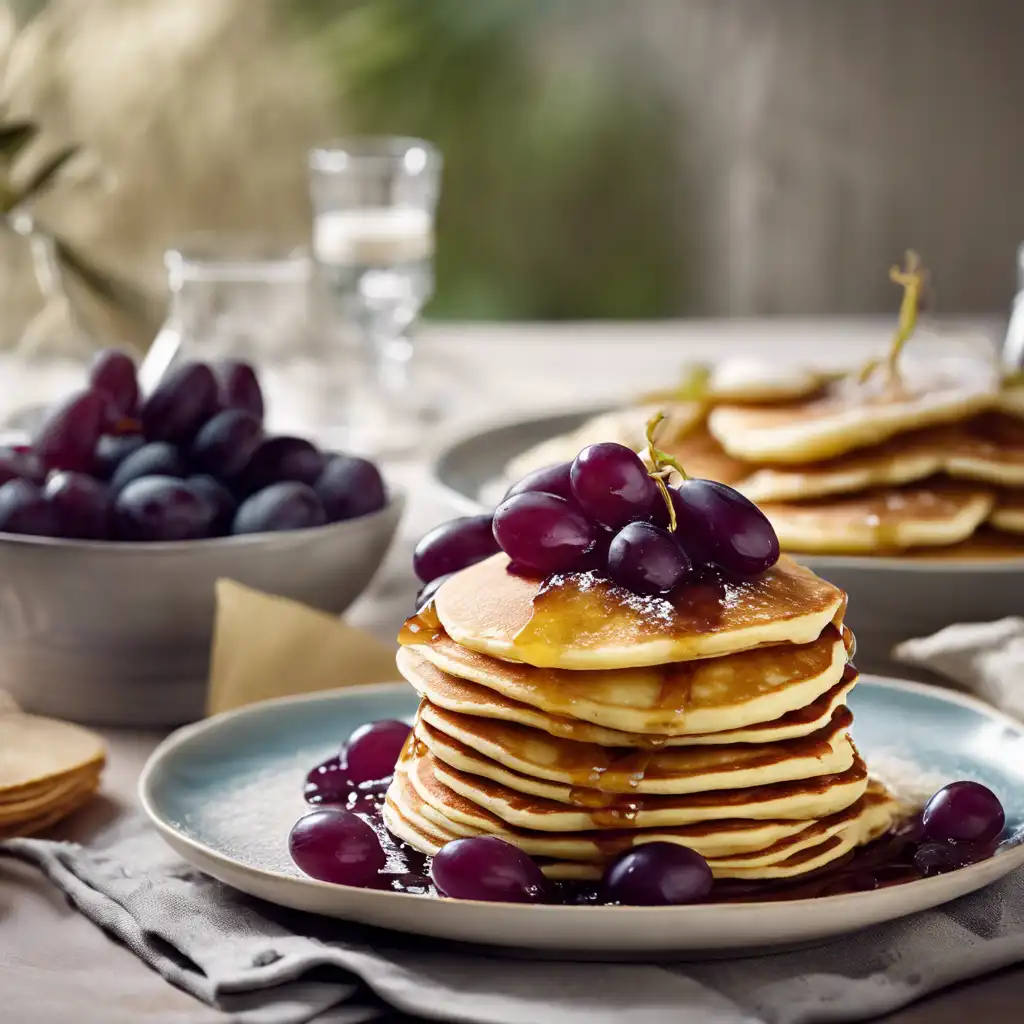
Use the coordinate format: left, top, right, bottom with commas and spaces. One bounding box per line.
143, 234, 353, 444
309, 137, 443, 456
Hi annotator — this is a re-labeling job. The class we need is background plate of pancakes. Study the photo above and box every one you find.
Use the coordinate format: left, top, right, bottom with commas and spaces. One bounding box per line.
430, 366, 1024, 675
140, 677, 1024, 956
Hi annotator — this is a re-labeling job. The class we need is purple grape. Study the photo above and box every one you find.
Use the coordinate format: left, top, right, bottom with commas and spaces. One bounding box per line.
34, 388, 109, 473
141, 361, 219, 444
503, 461, 575, 503
186, 474, 237, 535
570, 442, 659, 530
913, 840, 997, 877
0, 479, 58, 537
237, 436, 327, 494
214, 360, 264, 421
607, 521, 692, 595
93, 434, 146, 481
43, 472, 113, 540
288, 808, 385, 886
314, 455, 387, 521
304, 756, 349, 805
416, 572, 455, 611
673, 479, 780, 576
922, 781, 1005, 844
343, 720, 412, 784
232, 482, 327, 535
110, 442, 186, 493
430, 836, 548, 903
89, 348, 139, 417
602, 843, 713, 906
492, 492, 596, 576
0, 446, 45, 487
114, 476, 214, 542
413, 515, 498, 583
189, 409, 262, 479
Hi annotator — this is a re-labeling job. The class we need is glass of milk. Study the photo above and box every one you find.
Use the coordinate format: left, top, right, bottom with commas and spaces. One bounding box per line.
309, 137, 443, 455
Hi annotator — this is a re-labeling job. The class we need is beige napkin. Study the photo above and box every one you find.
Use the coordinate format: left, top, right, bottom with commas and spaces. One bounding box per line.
892, 617, 1024, 720
206, 580, 400, 716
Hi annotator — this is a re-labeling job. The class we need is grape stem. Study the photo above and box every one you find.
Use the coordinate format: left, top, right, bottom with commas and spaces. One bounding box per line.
645, 412, 688, 533
858, 250, 927, 388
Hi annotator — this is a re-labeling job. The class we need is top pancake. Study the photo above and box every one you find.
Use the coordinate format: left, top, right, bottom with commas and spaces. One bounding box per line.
431, 552, 845, 670
707, 362, 998, 464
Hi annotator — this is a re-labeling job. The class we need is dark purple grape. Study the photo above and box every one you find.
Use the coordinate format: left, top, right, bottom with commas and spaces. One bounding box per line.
114, 476, 214, 542
141, 361, 219, 444
214, 360, 264, 421
416, 572, 455, 611
43, 472, 113, 540
313, 455, 387, 521
343, 720, 411, 784
492, 493, 596, 576
93, 434, 146, 481
0, 479, 58, 537
186, 474, 237, 535
237, 436, 327, 494
109, 442, 186, 493
607, 521, 692, 595
674, 479, 780, 577
304, 756, 349, 805
0, 446, 45, 487
430, 836, 548, 903
503, 461, 575, 503
189, 409, 262, 479
34, 388, 108, 473
922, 781, 1005, 844
232, 482, 327, 535
413, 515, 498, 583
602, 842, 713, 906
89, 348, 139, 417
913, 840, 997, 877
570, 442, 659, 530
288, 808, 385, 886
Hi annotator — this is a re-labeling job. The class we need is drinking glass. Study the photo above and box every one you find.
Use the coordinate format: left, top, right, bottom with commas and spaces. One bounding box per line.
309, 137, 443, 456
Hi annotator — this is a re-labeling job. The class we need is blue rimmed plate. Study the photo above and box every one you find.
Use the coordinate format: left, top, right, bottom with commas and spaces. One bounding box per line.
139, 677, 1024, 955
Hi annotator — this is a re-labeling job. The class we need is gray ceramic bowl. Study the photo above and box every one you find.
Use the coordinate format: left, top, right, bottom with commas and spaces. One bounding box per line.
0, 492, 404, 728
432, 410, 1024, 678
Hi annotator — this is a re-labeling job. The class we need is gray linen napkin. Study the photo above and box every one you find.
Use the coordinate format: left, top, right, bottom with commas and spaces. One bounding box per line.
4, 820, 1024, 1024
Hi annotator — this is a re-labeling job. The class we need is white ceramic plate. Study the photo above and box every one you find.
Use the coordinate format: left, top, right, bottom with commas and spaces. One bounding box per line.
140, 677, 1024, 955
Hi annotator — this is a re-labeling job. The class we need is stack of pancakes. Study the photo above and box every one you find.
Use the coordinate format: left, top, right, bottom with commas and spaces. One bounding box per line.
504, 360, 1024, 557
383, 553, 901, 883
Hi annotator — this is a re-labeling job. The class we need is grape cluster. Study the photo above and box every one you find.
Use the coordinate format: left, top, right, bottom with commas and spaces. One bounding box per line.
0, 350, 386, 542
414, 438, 781, 604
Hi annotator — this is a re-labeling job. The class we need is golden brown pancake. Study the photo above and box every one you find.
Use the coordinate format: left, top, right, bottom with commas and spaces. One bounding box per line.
990, 493, 1024, 535
430, 552, 845, 670
760, 483, 995, 554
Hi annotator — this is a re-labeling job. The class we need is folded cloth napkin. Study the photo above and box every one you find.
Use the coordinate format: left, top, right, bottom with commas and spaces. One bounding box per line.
4, 820, 1024, 1024
892, 617, 1024, 720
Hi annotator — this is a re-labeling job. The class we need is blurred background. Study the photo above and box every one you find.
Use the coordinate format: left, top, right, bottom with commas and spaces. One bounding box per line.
1, 0, 1023, 352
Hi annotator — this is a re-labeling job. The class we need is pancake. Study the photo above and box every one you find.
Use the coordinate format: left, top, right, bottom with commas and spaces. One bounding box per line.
703, 359, 827, 405
401, 623, 851, 737
707, 361, 998, 464
431, 552, 845, 671
415, 709, 855, 799
400, 646, 855, 747
421, 747, 869, 830
990, 493, 1024, 535
760, 484, 995, 554
999, 381, 1024, 419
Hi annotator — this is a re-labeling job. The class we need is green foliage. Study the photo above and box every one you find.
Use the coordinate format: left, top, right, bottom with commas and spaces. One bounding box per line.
288, 0, 683, 320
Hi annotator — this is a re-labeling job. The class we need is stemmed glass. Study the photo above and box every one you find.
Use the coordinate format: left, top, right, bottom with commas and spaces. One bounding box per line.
309, 137, 443, 456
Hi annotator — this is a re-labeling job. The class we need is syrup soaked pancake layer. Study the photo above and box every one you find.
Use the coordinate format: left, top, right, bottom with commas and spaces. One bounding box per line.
422, 748, 869, 830
399, 646, 855, 747
415, 707, 855, 798
707, 364, 997, 464
760, 484, 995, 555
433, 553, 845, 671
386, 763, 899, 880
991, 493, 1024, 535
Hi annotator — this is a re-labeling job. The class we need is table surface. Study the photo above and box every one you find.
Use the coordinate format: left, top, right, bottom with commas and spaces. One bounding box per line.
2, 319, 1022, 1024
